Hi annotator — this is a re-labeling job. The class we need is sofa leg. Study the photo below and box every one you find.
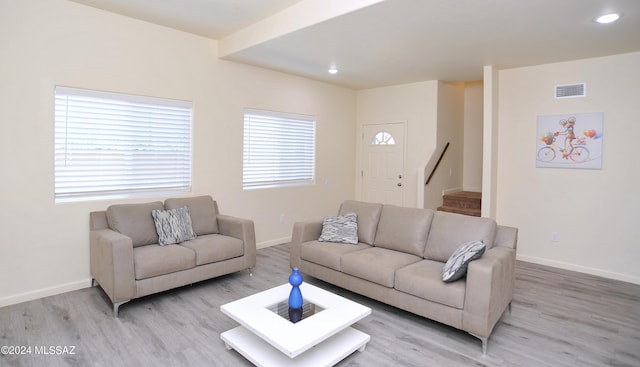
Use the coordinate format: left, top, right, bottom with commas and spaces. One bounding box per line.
509, 301, 512, 313
469, 333, 488, 355
248, 268, 253, 277
113, 300, 129, 318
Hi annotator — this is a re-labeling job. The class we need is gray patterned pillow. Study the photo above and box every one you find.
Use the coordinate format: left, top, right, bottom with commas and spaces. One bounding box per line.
151, 206, 197, 246
442, 240, 486, 282
318, 213, 358, 244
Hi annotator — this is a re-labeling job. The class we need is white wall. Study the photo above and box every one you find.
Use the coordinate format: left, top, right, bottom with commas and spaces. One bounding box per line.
0, 0, 356, 306
463, 81, 483, 192
496, 52, 640, 284
356, 81, 439, 207
427, 81, 464, 208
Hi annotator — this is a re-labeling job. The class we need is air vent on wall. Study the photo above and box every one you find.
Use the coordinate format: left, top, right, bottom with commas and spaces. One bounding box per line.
555, 83, 586, 99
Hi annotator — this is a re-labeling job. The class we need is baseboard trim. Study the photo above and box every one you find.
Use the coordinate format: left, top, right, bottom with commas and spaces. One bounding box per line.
0, 279, 91, 308
462, 186, 482, 193
257, 236, 291, 249
517, 254, 640, 285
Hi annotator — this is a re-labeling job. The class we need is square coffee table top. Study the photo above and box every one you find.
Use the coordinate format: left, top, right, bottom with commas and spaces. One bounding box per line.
220, 282, 371, 358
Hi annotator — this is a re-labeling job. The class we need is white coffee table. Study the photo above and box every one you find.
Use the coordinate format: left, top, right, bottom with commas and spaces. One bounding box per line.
220, 282, 371, 367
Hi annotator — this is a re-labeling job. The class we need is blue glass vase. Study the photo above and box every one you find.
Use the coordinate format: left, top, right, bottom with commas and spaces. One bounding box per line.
288, 306, 303, 323
288, 267, 303, 309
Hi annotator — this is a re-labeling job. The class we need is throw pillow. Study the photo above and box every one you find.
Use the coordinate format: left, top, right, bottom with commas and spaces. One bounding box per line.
151, 206, 197, 246
318, 213, 358, 244
442, 240, 486, 282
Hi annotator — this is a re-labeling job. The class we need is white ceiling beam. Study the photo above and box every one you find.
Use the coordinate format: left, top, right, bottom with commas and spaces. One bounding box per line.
218, 0, 385, 58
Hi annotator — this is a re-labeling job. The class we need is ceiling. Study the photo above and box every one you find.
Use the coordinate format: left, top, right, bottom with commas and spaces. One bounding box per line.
70, 0, 640, 90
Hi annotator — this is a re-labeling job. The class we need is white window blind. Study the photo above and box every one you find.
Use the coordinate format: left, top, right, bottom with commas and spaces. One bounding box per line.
243, 109, 316, 189
54, 86, 193, 202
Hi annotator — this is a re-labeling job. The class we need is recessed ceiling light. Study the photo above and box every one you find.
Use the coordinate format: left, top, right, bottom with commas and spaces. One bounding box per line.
595, 13, 621, 24
328, 67, 338, 74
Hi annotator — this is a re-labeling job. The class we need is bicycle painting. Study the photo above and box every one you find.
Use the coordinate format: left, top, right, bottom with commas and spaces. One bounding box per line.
536, 112, 603, 169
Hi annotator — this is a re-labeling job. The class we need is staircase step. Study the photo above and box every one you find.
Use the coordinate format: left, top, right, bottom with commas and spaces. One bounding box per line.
442, 191, 481, 210
438, 191, 481, 217
436, 205, 481, 217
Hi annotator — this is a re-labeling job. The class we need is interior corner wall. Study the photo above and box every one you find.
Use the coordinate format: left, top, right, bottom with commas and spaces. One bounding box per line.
422, 81, 465, 210
463, 81, 483, 192
356, 81, 439, 208
0, 0, 356, 306
496, 52, 640, 284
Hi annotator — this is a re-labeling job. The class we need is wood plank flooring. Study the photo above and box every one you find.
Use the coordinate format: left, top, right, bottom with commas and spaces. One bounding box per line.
1, 244, 639, 366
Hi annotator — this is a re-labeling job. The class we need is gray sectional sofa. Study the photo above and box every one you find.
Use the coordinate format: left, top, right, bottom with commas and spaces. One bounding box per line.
90, 195, 256, 317
290, 200, 518, 354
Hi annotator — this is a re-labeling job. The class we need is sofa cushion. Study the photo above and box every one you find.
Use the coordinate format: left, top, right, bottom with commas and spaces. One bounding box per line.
165, 196, 219, 235
179, 234, 244, 266
107, 201, 164, 247
395, 260, 466, 309
133, 244, 196, 280
338, 200, 383, 245
301, 241, 372, 271
151, 206, 197, 246
318, 213, 358, 244
340, 247, 421, 288
373, 205, 434, 257
442, 240, 486, 282
424, 211, 497, 262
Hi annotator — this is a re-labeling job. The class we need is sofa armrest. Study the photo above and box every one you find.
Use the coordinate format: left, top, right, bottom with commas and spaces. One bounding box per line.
495, 225, 518, 250
217, 214, 257, 269
89, 229, 136, 304
289, 220, 323, 268
462, 246, 516, 338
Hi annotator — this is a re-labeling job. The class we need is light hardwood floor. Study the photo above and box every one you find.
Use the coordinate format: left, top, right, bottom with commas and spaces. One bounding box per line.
1, 244, 639, 367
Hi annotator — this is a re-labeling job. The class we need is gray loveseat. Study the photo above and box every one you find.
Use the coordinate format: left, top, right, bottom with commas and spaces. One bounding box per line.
90, 195, 256, 317
290, 200, 517, 354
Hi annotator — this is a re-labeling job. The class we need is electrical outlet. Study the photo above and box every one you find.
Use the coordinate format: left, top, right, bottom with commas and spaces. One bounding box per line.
279, 214, 285, 224
551, 231, 559, 242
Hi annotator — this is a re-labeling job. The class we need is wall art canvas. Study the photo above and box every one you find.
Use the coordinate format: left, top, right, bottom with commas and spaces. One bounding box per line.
536, 112, 603, 169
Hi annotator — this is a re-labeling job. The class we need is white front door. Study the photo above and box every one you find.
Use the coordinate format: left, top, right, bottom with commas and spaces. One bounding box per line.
362, 123, 405, 206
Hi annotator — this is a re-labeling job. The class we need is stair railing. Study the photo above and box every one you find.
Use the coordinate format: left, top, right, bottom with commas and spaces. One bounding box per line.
425, 142, 449, 185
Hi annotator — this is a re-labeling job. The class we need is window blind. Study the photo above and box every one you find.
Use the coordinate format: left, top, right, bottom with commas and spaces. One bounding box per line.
243, 109, 316, 189
54, 86, 193, 202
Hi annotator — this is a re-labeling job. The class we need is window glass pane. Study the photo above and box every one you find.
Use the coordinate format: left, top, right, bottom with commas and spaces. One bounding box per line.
54, 86, 193, 202
371, 131, 396, 145
243, 109, 316, 189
